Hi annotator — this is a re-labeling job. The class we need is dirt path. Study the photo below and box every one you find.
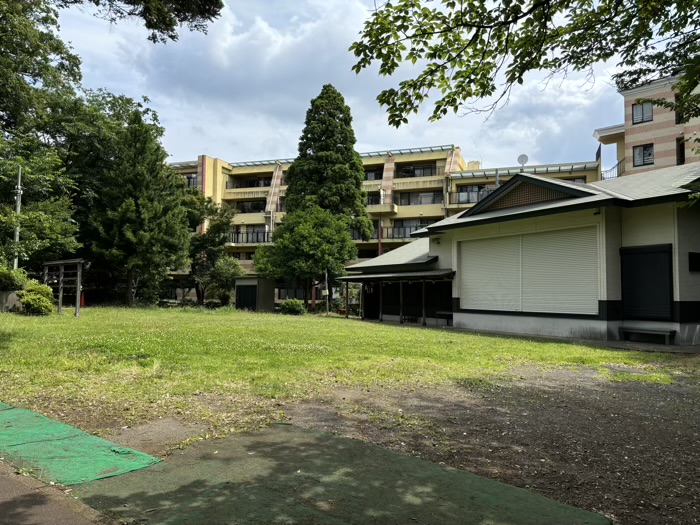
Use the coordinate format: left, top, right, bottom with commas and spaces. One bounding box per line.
20, 365, 699, 525
284, 367, 700, 525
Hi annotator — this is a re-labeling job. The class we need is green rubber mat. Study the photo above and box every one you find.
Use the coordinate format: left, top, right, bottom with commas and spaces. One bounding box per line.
0, 404, 160, 485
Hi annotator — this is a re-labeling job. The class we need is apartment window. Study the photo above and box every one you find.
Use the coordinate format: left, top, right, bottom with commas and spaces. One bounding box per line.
675, 94, 684, 125
633, 144, 654, 166
185, 174, 198, 188
365, 192, 381, 205
395, 164, 440, 178
677, 137, 686, 166
632, 102, 653, 124
364, 168, 383, 181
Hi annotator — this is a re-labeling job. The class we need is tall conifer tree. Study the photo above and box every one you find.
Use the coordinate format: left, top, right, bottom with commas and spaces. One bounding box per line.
90, 111, 189, 305
284, 84, 373, 239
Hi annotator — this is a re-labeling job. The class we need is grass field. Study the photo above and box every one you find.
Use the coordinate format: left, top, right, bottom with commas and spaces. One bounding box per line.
1, 307, 698, 432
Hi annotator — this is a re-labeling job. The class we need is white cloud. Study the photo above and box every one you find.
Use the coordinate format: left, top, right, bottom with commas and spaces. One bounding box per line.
58, 0, 624, 168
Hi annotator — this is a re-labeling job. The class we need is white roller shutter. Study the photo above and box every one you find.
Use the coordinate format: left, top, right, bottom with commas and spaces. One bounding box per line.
522, 226, 598, 314
460, 236, 520, 310
459, 226, 599, 315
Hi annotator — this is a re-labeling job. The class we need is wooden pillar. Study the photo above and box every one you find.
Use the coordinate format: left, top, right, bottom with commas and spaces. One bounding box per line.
75, 262, 82, 318
345, 281, 349, 318
58, 264, 64, 315
399, 281, 404, 324
379, 281, 383, 322
422, 280, 426, 326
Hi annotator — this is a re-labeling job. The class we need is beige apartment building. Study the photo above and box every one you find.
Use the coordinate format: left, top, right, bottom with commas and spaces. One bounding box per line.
594, 77, 700, 177
172, 146, 601, 274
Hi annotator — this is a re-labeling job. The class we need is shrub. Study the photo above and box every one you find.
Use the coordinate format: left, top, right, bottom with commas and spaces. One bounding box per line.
0, 267, 28, 291
281, 299, 306, 315
19, 292, 53, 315
20, 280, 53, 301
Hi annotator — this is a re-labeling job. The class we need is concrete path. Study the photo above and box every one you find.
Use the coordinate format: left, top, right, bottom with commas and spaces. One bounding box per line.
75, 424, 611, 525
0, 463, 112, 525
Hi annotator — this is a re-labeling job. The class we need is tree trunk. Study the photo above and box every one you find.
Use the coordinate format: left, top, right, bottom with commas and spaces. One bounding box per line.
303, 282, 309, 307
195, 283, 205, 305
125, 269, 135, 307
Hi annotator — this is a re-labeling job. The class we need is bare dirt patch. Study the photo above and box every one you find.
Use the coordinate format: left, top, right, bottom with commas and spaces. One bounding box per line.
283, 367, 700, 525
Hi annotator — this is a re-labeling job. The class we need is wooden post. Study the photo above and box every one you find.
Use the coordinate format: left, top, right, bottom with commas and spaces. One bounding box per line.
399, 281, 404, 324
75, 262, 82, 318
422, 280, 426, 326
360, 283, 365, 320
345, 281, 349, 318
58, 264, 64, 315
379, 281, 383, 322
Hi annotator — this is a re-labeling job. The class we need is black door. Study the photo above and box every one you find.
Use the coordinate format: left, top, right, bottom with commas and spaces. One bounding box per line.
235, 285, 257, 311
621, 245, 673, 320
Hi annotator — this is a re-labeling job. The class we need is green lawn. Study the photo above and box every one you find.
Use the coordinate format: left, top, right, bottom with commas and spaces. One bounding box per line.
0, 308, 697, 431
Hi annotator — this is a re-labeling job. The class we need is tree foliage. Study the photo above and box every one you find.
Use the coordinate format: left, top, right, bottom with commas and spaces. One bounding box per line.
285, 84, 373, 239
52, 0, 224, 43
254, 206, 357, 305
205, 256, 244, 306
185, 192, 236, 304
351, 0, 700, 126
90, 111, 190, 305
0, 0, 81, 136
0, 137, 79, 267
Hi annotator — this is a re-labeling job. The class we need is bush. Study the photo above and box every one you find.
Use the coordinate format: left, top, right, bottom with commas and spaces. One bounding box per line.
20, 280, 53, 301
0, 267, 28, 291
281, 299, 306, 315
19, 292, 53, 315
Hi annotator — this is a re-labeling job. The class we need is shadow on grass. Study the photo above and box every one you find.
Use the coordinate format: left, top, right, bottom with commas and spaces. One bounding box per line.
78, 425, 606, 525
0, 329, 14, 354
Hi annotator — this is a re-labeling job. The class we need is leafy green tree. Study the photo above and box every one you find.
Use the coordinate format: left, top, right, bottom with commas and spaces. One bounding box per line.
0, 137, 79, 267
184, 191, 237, 304
53, 0, 224, 43
0, 0, 81, 137
351, 0, 700, 126
285, 84, 373, 239
254, 206, 357, 306
90, 111, 190, 306
205, 256, 244, 306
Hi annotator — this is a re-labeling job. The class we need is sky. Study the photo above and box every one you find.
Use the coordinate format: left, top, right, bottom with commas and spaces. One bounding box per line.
57, 0, 623, 169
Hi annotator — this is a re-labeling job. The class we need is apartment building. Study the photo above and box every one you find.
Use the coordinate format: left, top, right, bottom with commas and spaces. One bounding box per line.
594, 77, 700, 177
172, 145, 601, 275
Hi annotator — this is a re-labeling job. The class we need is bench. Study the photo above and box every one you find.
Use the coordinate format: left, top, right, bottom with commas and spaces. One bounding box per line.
435, 310, 453, 327
619, 327, 676, 345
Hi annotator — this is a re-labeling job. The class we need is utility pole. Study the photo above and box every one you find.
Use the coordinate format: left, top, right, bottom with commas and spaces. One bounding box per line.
13, 166, 22, 270
325, 268, 330, 315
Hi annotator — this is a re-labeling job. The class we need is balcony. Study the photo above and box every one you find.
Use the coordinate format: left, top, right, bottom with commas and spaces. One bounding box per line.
381, 226, 424, 239
394, 193, 444, 206
224, 188, 270, 201
395, 165, 444, 178
226, 232, 271, 245
351, 229, 379, 241
392, 175, 444, 191
362, 180, 382, 192
602, 158, 625, 180
447, 188, 496, 207
226, 179, 272, 189
233, 201, 266, 214
366, 202, 398, 215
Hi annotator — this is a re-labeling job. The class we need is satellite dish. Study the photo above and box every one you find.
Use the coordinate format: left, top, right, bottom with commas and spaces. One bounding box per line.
517, 154, 529, 168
